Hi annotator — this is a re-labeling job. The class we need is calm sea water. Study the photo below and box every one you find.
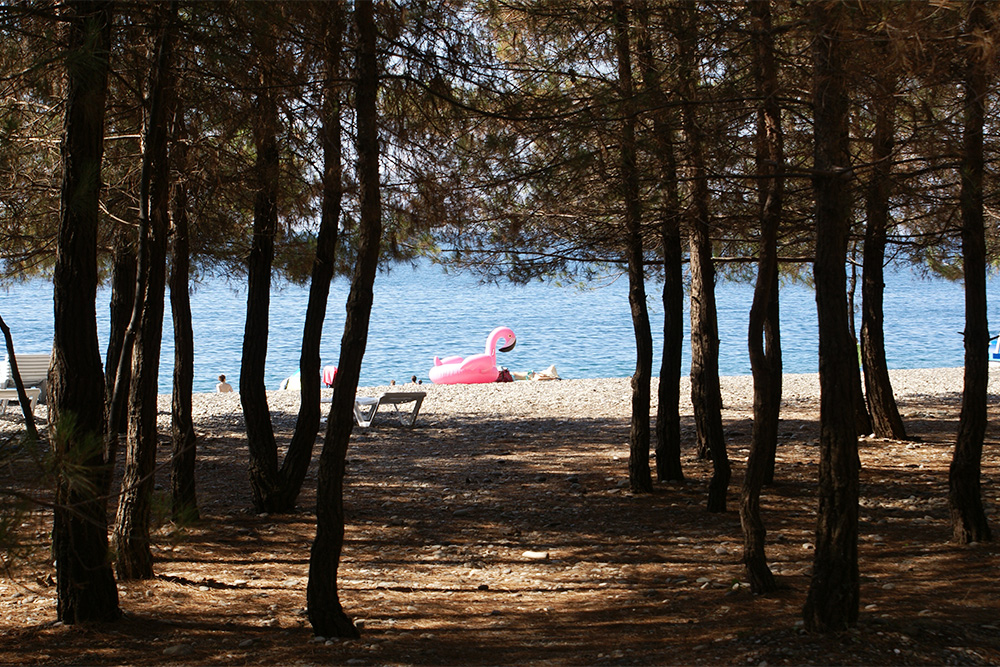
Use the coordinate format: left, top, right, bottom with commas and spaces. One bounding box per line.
0, 262, 988, 394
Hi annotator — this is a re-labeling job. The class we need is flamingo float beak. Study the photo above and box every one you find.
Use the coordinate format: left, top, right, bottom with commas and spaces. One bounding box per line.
499, 338, 516, 353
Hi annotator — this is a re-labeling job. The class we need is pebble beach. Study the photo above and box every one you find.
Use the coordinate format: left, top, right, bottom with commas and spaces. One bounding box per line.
185, 366, 981, 424
0, 367, 990, 438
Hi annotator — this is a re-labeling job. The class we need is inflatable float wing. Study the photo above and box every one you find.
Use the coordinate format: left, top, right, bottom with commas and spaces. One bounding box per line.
429, 326, 516, 384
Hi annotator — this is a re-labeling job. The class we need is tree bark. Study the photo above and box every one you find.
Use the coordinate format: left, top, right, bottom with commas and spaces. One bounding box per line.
803, 1, 860, 632
240, 19, 282, 512
635, 0, 684, 484
0, 319, 39, 440
613, 1, 653, 494
308, 0, 380, 640
170, 107, 198, 523
114, 2, 177, 580
105, 225, 136, 437
860, 56, 906, 441
677, 0, 728, 510
742, 0, 782, 594
271, 3, 346, 512
847, 260, 872, 437
50, 0, 120, 623
950, 1, 992, 544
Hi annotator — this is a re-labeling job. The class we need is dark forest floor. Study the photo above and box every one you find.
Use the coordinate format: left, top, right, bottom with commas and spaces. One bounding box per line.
1, 392, 999, 665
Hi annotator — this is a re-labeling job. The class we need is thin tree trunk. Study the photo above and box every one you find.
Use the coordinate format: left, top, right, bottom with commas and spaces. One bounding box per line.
170, 108, 198, 523
763, 275, 781, 484
803, 1, 860, 632
50, 0, 120, 624
241, 20, 281, 512
114, 3, 177, 580
0, 319, 39, 440
860, 59, 906, 441
272, 3, 346, 512
105, 226, 135, 437
677, 0, 728, 510
613, 1, 653, 494
308, 0, 379, 640
847, 257, 872, 436
635, 0, 684, 484
742, 0, 782, 594
950, 1, 992, 544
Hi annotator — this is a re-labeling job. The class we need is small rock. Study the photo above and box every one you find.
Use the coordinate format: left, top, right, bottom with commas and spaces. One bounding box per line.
452, 508, 473, 517
238, 639, 254, 648
522, 550, 549, 560
163, 644, 193, 657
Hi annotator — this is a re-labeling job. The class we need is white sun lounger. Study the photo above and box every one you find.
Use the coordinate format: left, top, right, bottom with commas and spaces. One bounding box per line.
0, 387, 41, 415
353, 392, 426, 428
1, 353, 50, 416
320, 391, 427, 428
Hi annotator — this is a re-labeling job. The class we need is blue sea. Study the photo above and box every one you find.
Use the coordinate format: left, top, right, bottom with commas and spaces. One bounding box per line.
0, 262, 987, 394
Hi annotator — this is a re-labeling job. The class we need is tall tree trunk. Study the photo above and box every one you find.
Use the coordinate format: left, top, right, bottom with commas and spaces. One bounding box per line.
847, 258, 872, 437
114, 2, 177, 580
170, 108, 198, 523
613, 1, 653, 494
742, 0, 783, 595
271, 3, 346, 512
50, 0, 120, 623
105, 225, 135, 437
308, 0, 379, 640
950, 1, 992, 544
860, 58, 906, 441
803, 1, 860, 632
677, 0, 728, 510
635, 0, 684, 484
241, 20, 282, 512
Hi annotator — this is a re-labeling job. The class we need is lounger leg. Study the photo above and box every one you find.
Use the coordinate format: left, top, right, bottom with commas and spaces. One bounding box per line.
408, 396, 424, 427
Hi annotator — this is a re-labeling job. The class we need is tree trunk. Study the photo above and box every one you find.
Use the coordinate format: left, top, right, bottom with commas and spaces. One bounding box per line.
635, 0, 684, 484
308, 1, 379, 640
677, 0, 728, 510
240, 20, 282, 512
802, 1, 860, 632
114, 3, 177, 580
271, 3, 346, 512
847, 259, 872, 437
170, 108, 198, 523
50, 0, 120, 624
950, 1, 992, 544
0, 319, 39, 440
860, 59, 906, 441
613, 1, 653, 494
742, 0, 782, 594
105, 225, 136, 437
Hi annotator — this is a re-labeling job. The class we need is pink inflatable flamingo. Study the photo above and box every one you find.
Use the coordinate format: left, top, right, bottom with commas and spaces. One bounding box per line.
429, 326, 516, 384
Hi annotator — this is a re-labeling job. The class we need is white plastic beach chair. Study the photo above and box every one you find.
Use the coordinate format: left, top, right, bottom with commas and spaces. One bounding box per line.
353, 392, 426, 427
1, 352, 50, 415
320, 391, 426, 428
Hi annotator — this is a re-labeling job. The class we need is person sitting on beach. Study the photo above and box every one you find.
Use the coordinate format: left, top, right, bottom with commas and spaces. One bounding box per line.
216, 374, 233, 393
